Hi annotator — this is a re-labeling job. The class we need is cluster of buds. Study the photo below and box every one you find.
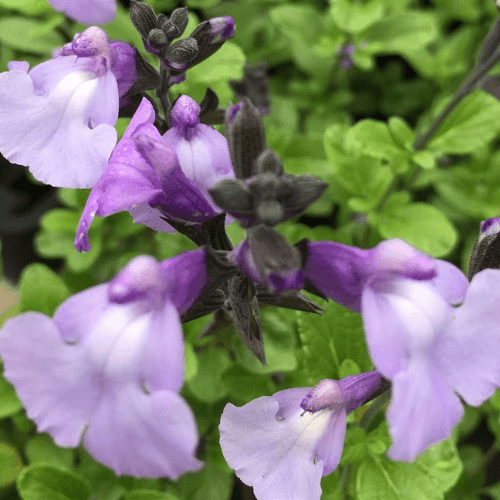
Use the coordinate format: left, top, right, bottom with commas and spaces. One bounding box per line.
130, 0, 234, 79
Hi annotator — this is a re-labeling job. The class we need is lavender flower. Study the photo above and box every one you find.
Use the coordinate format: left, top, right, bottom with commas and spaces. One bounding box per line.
75, 96, 233, 252
0, 252, 208, 477
48, 0, 116, 24
219, 372, 384, 500
0, 27, 136, 188
305, 238, 500, 460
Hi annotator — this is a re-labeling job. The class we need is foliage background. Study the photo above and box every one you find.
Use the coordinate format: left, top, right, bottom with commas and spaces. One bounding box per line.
1, 0, 500, 499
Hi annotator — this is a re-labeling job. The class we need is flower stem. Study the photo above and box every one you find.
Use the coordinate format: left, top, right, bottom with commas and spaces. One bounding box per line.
156, 65, 172, 129
413, 50, 500, 151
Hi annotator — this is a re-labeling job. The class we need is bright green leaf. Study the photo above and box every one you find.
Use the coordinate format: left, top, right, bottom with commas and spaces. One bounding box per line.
298, 300, 372, 383
364, 12, 439, 53
25, 435, 74, 470
0, 17, 64, 55
19, 264, 69, 316
123, 491, 181, 500
429, 91, 500, 154
375, 202, 457, 257
0, 0, 49, 14
17, 464, 92, 500
0, 370, 22, 419
0, 443, 23, 487
330, 0, 384, 34
356, 441, 462, 500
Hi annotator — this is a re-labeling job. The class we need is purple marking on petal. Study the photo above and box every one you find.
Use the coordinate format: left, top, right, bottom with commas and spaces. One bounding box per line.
480, 217, 500, 241
338, 371, 384, 414
301, 380, 343, 414
209, 16, 235, 43
109, 42, 137, 97
159, 249, 208, 314
171, 95, 201, 136
228, 101, 244, 125
304, 241, 371, 312
71, 27, 109, 58
370, 239, 437, 282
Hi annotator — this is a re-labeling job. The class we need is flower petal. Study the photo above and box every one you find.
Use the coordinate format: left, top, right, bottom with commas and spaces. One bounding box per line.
436, 268, 500, 406
53, 284, 109, 343
128, 204, 175, 233
387, 357, 463, 462
138, 301, 185, 393
159, 249, 208, 314
431, 259, 468, 305
48, 0, 116, 24
219, 388, 328, 500
0, 69, 117, 188
84, 384, 202, 478
0, 313, 102, 447
315, 409, 347, 476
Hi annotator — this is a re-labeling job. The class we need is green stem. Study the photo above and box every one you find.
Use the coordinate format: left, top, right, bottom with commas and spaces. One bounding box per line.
156, 66, 172, 129
414, 50, 500, 151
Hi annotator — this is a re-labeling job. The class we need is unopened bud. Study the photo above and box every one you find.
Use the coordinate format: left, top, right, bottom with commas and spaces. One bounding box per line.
130, 0, 157, 40
148, 28, 168, 49
165, 38, 198, 64
468, 218, 500, 280
170, 8, 189, 37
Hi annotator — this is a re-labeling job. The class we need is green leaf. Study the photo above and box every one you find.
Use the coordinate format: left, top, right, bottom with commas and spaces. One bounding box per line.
356, 441, 462, 500
0, 17, 64, 55
186, 346, 231, 403
324, 124, 394, 209
0, 0, 49, 14
184, 342, 198, 382
17, 464, 92, 500
123, 491, 181, 500
221, 365, 273, 404
346, 119, 410, 172
25, 435, 74, 470
374, 202, 457, 257
364, 12, 439, 54
298, 300, 372, 383
412, 150, 436, 170
388, 117, 415, 150
330, 0, 384, 34
0, 369, 22, 419
0, 443, 23, 487
19, 264, 70, 316
429, 91, 500, 154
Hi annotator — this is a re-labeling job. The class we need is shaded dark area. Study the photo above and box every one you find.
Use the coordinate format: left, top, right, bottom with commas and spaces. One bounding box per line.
0, 156, 61, 283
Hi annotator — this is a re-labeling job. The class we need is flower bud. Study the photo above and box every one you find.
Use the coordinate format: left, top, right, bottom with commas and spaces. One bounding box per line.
170, 7, 189, 37
468, 218, 500, 280
130, 0, 158, 40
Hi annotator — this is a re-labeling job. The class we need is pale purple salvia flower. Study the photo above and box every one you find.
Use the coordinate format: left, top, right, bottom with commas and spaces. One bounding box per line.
0, 252, 208, 477
48, 0, 116, 24
220, 371, 384, 500
75, 97, 228, 251
0, 27, 135, 188
163, 95, 235, 209
304, 238, 500, 460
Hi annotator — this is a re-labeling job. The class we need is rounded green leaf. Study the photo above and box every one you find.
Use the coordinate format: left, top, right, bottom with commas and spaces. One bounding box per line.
17, 464, 92, 500
0, 443, 23, 487
19, 264, 70, 316
376, 203, 457, 257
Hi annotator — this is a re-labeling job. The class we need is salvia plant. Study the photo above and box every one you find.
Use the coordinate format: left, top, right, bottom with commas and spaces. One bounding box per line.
3, 0, 500, 499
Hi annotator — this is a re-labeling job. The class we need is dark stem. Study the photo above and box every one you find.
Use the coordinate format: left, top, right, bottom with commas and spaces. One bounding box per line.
156, 65, 172, 129
414, 50, 500, 151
